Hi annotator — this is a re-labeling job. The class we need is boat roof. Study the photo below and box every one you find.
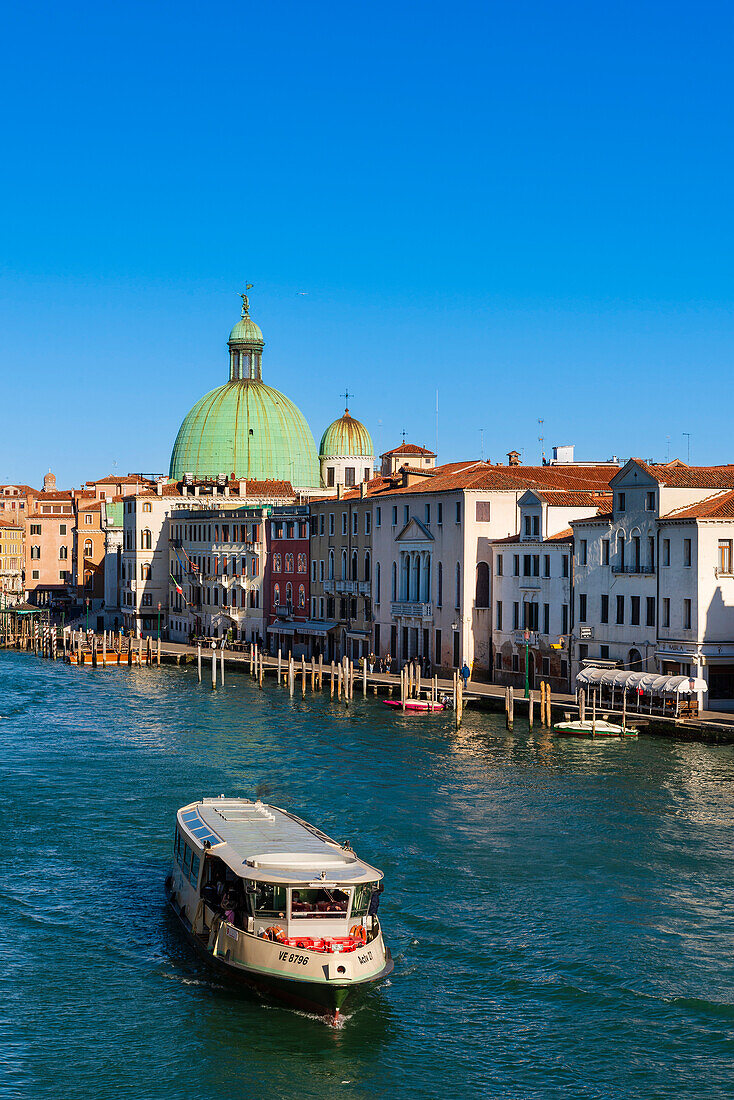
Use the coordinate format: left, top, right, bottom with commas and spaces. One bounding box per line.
177, 797, 383, 885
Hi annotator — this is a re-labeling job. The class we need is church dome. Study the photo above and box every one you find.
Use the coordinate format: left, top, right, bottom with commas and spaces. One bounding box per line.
319, 408, 374, 458
168, 295, 320, 487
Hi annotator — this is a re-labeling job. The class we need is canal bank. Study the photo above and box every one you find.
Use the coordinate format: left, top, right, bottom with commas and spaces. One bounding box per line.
1, 648, 733, 1099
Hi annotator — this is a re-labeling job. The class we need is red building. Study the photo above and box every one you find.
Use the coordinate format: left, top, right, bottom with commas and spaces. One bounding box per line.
266, 505, 310, 655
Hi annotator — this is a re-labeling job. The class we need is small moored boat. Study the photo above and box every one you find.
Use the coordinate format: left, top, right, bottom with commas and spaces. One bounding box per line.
166, 797, 393, 1022
554, 719, 638, 739
383, 699, 445, 712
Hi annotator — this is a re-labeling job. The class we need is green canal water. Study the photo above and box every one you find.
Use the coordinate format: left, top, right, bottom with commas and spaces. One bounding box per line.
1, 652, 733, 1099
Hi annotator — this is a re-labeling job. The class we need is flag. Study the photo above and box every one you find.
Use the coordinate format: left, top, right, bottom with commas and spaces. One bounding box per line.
170, 573, 183, 596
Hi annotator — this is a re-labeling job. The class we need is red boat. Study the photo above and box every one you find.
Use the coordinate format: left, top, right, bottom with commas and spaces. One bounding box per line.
382, 699, 445, 712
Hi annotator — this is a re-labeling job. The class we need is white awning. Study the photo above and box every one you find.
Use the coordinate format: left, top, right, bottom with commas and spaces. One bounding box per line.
576, 667, 707, 694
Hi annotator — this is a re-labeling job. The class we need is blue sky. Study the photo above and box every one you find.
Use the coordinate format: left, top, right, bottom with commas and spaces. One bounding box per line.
2, 0, 734, 487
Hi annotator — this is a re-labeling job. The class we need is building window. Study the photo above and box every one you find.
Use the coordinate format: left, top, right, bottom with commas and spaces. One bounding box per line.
718, 540, 732, 574
437, 562, 442, 606
392, 506, 397, 526
496, 554, 503, 576
319, 513, 325, 536
578, 643, 588, 663
496, 601, 502, 630
543, 554, 550, 577
543, 603, 549, 634
32, 569, 39, 579
524, 602, 538, 630
476, 501, 490, 522
274, 583, 280, 607
578, 593, 587, 622
376, 562, 380, 603
512, 653, 519, 673
601, 594, 608, 623
684, 599, 692, 630
391, 561, 397, 601
59, 524, 67, 536
59, 545, 68, 560
329, 513, 335, 536
616, 594, 624, 624
513, 602, 519, 630
631, 595, 640, 626
351, 550, 358, 580
327, 467, 335, 487
365, 512, 371, 535
341, 549, 347, 579
562, 604, 568, 634
648, 536, 655, 568
646, 491, 655, 511
495, 652, 502, 671
600, 645, 609, 661
84, 539, 92, 558
285, 553, 294, 573
684, 539, 692, 567
286, 582, 293, 609
344, 468, 355, 487
364, 551, 371, 581
662, 538, 670, 566
141, 529, 152, 550
455, 563, 461, 609
311, 559, 317, 582
84, 513, 92, 524
341, 513, 347, 536
31, 545, 40, 559
513, 554, 520, 577
602, 539, 609, 565
646, 596, 655, 627
30, 524, 41, 535
425, 504, 431, 525
273, 553, 281, 572
455, 501, 461, 524
579, 540, 587, 565
376, 507, 381, 528
475, 562, 489, 607
437, 503, 443, 525
141, 593, 152, 606
319, 559, 324, 581
617, 492, 626, 512
562, 555, 569, 578
298, 553, 307, 573
663, 598, 670, 627
328, 550, 334, 579
142, 502, 152, 513
298, 584, 305, 609
141, 563, 151, 580
404, 506, 409, 525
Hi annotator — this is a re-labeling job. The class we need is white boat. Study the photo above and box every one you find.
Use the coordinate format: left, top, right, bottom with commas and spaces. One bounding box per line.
554, 719, 638, 739
165, 797, 393, 1022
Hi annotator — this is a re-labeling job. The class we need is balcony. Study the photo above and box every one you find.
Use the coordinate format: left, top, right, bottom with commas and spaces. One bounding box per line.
323, 579, 335, 594
391, 601, 433, 620
519, 577, 541, 589
335, 580, 372, 596
611, 564, 655, 575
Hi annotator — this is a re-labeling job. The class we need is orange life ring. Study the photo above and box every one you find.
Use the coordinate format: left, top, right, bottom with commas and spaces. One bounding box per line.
350, 924, 366, 944
265, 925, 285, 942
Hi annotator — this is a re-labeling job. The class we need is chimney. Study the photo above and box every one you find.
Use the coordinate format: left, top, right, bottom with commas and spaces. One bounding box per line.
193, 485, 199, 497
156, 482, 163, 496
359, 481, 366, 499
507, 450, 521, 466
337, 484, 343, 500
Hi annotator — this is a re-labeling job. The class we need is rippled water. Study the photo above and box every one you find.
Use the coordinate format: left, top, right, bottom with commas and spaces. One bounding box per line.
1, 652, 733, 1099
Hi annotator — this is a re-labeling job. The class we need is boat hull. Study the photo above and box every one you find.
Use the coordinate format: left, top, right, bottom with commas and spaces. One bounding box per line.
554, 720, 638, 739
383, 700, 444, 712
166, 887, 392, 1021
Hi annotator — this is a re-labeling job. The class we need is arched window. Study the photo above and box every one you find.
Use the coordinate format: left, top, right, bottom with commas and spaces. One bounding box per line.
251, 556, 258, 576
142, 502, 152, 512
328, 549, 334, 579
298, 584, 305, 608
475, 562, 489, 607
141, 563, 151, 580
273, 553, 281, 572
59, 545, 68, 560
341, 549, 347, 579
351, 550, 358, 580
364, 551, 371, 581
297, 552, 307, 573
285, 553, 294, 573
84, 570, 93, 591
141, 529, 152, 550
286, 582, 293, 609
438, 561, 443, 606
84, 539, 93, 558
391, 561, 397, 601
455, 562, 461, 609
274, 583, 281, 607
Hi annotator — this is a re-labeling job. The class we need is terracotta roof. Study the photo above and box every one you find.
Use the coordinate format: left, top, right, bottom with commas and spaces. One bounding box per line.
571, 512, 613, 525
381, 444, 436, 457
0, 484, 36, 494
628, 459, 734, 488
85, 475, 156, 486
661, 490, 734, 520
0, 521, 25, 530
492, 527, 574, 545
34, 490, 74, 501
78, 500, 103, 513
545, 527, 574, 542
132, 479, 295, 502
529, 490, 611, 508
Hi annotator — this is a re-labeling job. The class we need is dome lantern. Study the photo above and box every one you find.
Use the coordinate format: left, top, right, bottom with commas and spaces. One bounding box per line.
228, 289, 265, 381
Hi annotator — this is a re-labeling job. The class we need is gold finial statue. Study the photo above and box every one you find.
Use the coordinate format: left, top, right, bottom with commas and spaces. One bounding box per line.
240, 283, 254, 316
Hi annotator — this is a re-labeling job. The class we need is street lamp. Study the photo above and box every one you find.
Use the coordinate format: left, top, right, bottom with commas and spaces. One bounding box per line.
157, 601, 162, 641
85, 597, 90, 633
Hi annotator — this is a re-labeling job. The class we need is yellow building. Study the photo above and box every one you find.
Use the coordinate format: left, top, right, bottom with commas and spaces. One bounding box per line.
0, 520, 25, 604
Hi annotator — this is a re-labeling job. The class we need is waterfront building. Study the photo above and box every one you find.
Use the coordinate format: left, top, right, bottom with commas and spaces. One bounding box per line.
169, 295, 322, 489
74, 499, 106, 609
0, 483, 36, 518
571, 459, 734, 708
318, 407, 375, 489
101, 499, 124, 632
307, 483, 374, 662
168, 506, 269, 643
490, 487, 610, 693
380, 444, 436, 477
25, 482, 76, 609
265, 505, 311, 656
82, 474, 156, 500
0, 520, 25, 605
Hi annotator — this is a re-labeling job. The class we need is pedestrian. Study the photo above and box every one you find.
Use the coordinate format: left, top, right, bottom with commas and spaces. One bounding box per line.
460, 660, 470, 688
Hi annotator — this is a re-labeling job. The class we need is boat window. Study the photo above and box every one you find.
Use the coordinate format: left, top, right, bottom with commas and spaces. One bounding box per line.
290, 888, 351, 917
189, 853, 200, 885
254, 883, 287, 916
351, 882, 377, 916
182, 846, 192, 877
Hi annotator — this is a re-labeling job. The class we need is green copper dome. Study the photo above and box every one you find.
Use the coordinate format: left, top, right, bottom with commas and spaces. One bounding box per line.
319, 409, 374, 457
169, 380, 320, 485
169, 295, 320, 486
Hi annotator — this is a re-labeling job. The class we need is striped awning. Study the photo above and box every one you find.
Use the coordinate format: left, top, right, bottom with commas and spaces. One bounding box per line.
576, 667, 707, 694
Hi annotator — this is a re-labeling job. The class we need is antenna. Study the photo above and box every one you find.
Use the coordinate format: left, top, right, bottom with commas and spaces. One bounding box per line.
666, 435, 671, 463
435, 390, 439, 457
479, 428, 485, 461
682, 432, 691, 464
538, 418, 545, 464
